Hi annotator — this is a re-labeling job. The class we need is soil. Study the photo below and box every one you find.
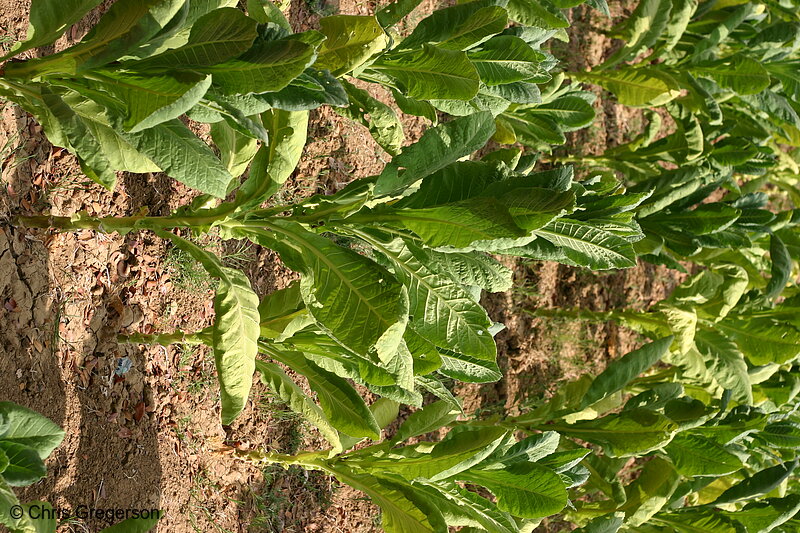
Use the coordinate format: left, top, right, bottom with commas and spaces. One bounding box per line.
0, 1, 684, 532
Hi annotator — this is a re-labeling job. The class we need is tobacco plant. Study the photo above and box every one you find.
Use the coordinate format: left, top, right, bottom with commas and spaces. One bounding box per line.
0, 402, 160, 532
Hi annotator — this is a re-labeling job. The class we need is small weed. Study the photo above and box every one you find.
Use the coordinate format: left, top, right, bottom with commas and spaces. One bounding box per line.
165, 247, 215, 292
247, 465, 332, 532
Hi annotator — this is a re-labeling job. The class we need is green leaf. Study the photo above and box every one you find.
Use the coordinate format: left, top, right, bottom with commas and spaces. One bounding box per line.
765, 233, 792, 301
40, 91, 117, 189
121, 119, 233, 197
0, 402, 64, 459
468, 35, 547, 86
552, 409, 678, 457
99, 512, 162, 533
533, 219, 637, 270
316, 15, 388, 76
399, 3, 508, 51
354, 426, 507, 481
713, 460, 798, 505
499, 111, 565, 145
757, 422, 800, 449
694, 327, 751, 404
135, 7, 258, 69
439, 353, 502, 383
95, 70, 212, 132
368, 44, 480, 101
7, 0, 103, 58
664, 433, 743, 476
691, 55, 771, 96
0, 441, 46, 486
374, 111, 495, 195
259, 69, 349, 111
652, 510, 741, 533
377, 0, 425, 28
254, 359, 341, 449
458, 462, 568, 518
582, 337, 673, 409
268, 349, 380, 439
365, 238, 496, 361
643, 203, 741, 235
247, 0, 292, 31
329, 469, 440, 533
602, 0, 672, 67
416, 481, 519, 533
337, 80, 404, 156
393, 401, 461, 444
505, 0, 569, 29
152, 231, 259, 425
723, 495, 800, 533
236, 109, 308, 208
206, 38, 316, 95
210, 120, 259, 178
252, 222, 408, 361
688, 3, 753, 62
714, 318, 800, 365
572, 513, 624, 533
620, 457, 680, 526
572, 68, 679, 107
528, 96, 596, 130
425, 250, 512, 292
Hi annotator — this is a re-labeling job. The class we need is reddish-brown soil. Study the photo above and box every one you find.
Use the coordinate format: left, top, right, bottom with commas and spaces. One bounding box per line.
0, 1, 683, 532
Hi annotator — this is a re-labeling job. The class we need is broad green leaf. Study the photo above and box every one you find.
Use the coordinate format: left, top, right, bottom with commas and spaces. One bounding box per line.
5, 0, 185, 76
374, 112, 495, 195
98, 512, 162, 533
366, 238, 496, 361
714, 318, 800, 365
399, 3, 508, 51
391, 88, 438, 122
121, 119, 233, 197
533, 219, 637, 270
758, 422, 800, 449
0, 402, 64, 459
373, 198, 526, 248
425, 250, 512, 292
40, 91, 117, 189
354, 426, 507, 481
691, 55, 771, 96
205, 38, 316, 95
255, 359, 341, 449
765, 233, 792, 301
369, 44, 480, 101
551, 409, 678, 457
7, 0, 102, 58
572, 513, 624, 533
268, 349, 380, 439
0, 478, 25, 531
439, 353, 502, 383
723, 495, 800, 533
713, 460, 798, 505
135, 7, 257, 69
152, 231, 259, 425
500, 111, 565, 145
664, 433, 743, 476
643, 203, 741, 235
0, 441, 46, 486
689, 3, 753, 62
505, 0, 569, 29
603, 0, 672, 67
258, 69, 349, 110
24, 501, 57, 533
247, 0, 292, 31
526, 96, 595, 130
337, 80, 404, 156
620, 457, 680, 526
210, 120, 259, 178
652, 510, 741, 533
251, 222, 407, 361
0, 448, 7, 475
416, 481, 519, 533
468, 36, 547, 86
458, 462, 568, 518
694, 327, 752, 404
495, 431, 560, 464
256, 282, 313, 341
581, 337, 673, 409
330, 469, 440, 533
316, 15, 388, 76
95, 70, 212, 132
236, 109, 308, 208
377, 0, 425, 27
393, 401, 461, 444
572, 69, 680, 107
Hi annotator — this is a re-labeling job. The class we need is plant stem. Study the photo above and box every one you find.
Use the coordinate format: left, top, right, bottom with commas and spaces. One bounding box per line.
16, 211, 232, 232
